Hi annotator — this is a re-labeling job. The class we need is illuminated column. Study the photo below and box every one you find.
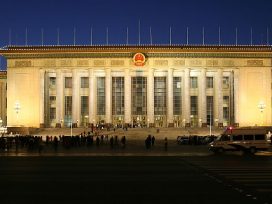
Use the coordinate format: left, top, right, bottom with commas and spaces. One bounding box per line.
217, 69, 223, 125
124, 68, 131, 124
183, 68, 190, 125
56, 69, 63, 125
39, 69, 45, 127
147, 68, 154, 125
89, 69, 95, 125
105, 68, 112, 124
200, 68, 206, 126
72, 69, 80, 126
234, 68, 239, 124
167, 68, 174, 126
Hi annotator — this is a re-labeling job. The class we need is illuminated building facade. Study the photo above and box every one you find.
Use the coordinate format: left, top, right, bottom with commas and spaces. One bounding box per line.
0, 71, 7, 127
0, 45, 271, 128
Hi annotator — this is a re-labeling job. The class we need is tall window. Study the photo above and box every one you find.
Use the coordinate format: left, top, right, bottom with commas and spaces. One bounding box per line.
223, 77, 229, 89
97, 77, 105, 115
190, 77, 198, 88
190, 96, 198, 116
154, 77, 166, 115
206, 77, 213, 88
49, 77, 56, 88
65, 77, 72, 88
49, 108, 56, 120
64, 96, 72, 118
173, 77, 182, 115
81, 96, 89, 118
207, 96, 214, 126
112, 77, 124, 115
132, 77, 147, 115
81, 77, 89, 88
223, 96, 230, 124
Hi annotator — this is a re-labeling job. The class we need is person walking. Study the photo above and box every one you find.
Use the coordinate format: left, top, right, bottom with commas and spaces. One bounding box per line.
164, 137, 168, 151
151, 136, 155, 146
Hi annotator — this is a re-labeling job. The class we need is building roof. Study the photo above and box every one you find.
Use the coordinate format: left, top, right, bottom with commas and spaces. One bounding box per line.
1, 44, 272, 59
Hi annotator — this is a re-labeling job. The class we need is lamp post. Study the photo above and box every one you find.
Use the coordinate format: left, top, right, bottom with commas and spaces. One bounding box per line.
199, 118, 202, 128
14, 101, 21, 126
70, 119, 73, 137
258, 102, 266, 126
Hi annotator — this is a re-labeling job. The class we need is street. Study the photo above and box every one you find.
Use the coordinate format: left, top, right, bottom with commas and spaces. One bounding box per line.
0, 155, 271, 204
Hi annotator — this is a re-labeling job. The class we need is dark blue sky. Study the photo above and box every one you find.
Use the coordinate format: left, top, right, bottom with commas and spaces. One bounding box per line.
0, 0, 272, 69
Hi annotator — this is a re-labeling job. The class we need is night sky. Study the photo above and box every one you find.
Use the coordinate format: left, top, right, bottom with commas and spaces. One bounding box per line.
0, 0, 272, 69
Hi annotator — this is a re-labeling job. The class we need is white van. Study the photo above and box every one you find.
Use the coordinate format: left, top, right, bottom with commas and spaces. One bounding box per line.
209, 127, 272, 153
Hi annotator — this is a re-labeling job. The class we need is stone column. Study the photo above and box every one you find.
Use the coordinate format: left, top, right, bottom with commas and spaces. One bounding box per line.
217, 69, 223, 126
183, 68, 190, 127
167, 68, 174, 127
200, 68, 206, 127
56, 69, 63, 127
234, 68, 239, 125
124, 68, 131, 125
105, 68, 112, 124
72, 69, 80, 127
89, 69, 95, 126
39, 69, 45, 128
147, 68, 154, 126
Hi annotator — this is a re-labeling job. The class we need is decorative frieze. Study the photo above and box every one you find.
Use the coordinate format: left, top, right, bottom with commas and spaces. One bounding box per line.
93, 60, 106, 66
154, 60, 168, 66
60, 60, 72, 66
111, 60, 124, 66
222, 60, 234, 66
173, 60, 185, 66
206, 60, 218, 66
189, 60, 202, 66
15, 60, 32, 67
247, 60, 263, 66
77, 60, 89, 66
44, 60, 56, 67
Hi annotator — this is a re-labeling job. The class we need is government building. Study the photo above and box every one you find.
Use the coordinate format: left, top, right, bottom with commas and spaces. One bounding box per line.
0, 45, 271, 129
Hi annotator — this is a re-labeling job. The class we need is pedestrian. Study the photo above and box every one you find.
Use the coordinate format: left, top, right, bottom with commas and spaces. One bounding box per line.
164, 137, 168, 151
121, 136, 126, 148
96, 136, 100, 147
110, 136, 114, 149
151, 136, 155, 146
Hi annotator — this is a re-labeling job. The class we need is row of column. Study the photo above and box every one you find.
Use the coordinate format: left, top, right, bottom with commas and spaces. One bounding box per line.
40, 68, 240, 127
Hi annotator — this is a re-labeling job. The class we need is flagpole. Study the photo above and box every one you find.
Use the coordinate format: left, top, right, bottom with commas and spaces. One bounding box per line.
218, 26, 221, 45
73, 27, 76, 45
25, 27, 28, 46
235, 27, 238, 45
106, 27, 109, 45
169, 26, 172, 45
57, 28, 60, 45
150, 27, 153, 45
186, 27, 189, 45
126, 27, 129, 45
202, 27, 205, 45
9, 29, 11, 46
41, 28, 44, 46
90, 26, 93, 45
138, 20, 141, 45
250, 27, 253, 45
267, 27, 269, 45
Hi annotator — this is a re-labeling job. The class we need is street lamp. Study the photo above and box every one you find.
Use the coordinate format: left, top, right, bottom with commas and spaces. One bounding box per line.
258, 101, 266, 125
14, 101, 21, 126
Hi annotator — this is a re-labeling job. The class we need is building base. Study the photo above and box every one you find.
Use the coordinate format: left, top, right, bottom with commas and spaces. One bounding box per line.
7, 127, 39, 135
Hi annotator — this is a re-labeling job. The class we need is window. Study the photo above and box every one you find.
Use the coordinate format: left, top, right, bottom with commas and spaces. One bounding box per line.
233, 135, 243, 141
255, 134, 265, 140
49, 77, 56, 87
154, 77, 166, 115
132, 77, 147, 115
190, 77, 198, 88
223, 77, 229, 89
190, 96, 198, 116
112, 77, 124, 115
50, 96, 56, 105
206, 77, 213, 88
81, 77, 89, 88
173, 77, 182, 115
49, 107, 56, 120
97, 77, 105, 115
65, 77, 72, 88
207, 96, 213, 126
81, 96, 89, 117
244, 135, 254, 140
64, 96, 72, 116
